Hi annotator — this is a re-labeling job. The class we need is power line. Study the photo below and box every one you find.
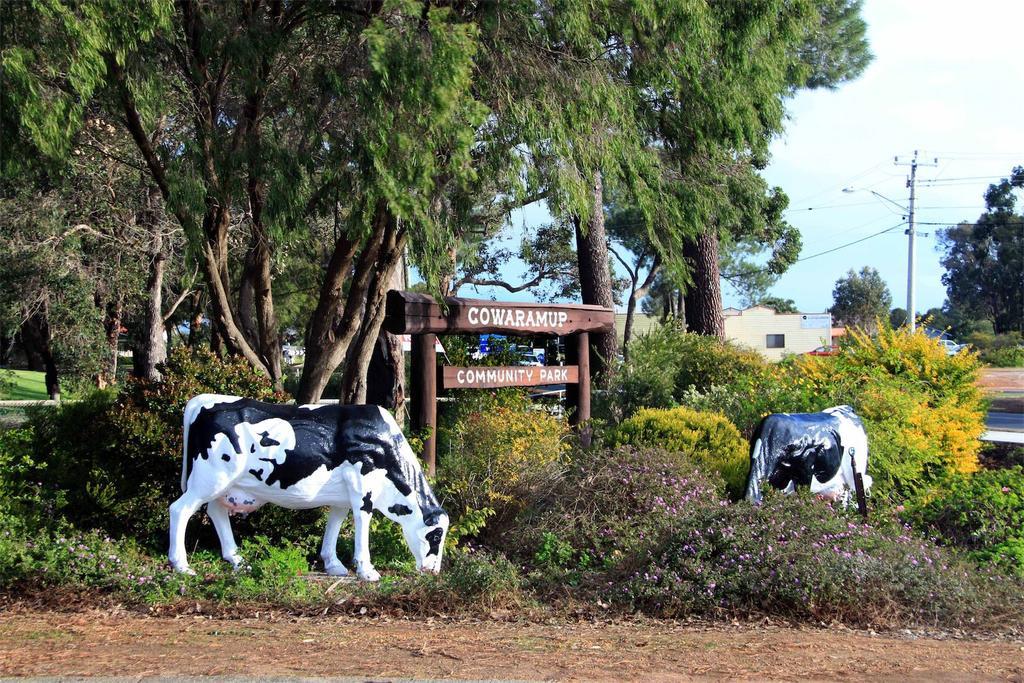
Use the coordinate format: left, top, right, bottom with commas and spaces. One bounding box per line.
722, 219, 907, 280
920, 175, 1010, 183
916, 220, 1024, 227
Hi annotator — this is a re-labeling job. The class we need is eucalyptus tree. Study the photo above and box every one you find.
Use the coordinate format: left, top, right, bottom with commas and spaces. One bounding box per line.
462, 2, 668, 381
605, 205, 661, 358
4, 0, 494, 403
830, 266, 892, 333
939, 167, 1024, 334
623, 0, 870, 338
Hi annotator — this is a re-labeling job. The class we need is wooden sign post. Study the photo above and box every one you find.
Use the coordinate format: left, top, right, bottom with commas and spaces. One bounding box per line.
383, 291, 614, 475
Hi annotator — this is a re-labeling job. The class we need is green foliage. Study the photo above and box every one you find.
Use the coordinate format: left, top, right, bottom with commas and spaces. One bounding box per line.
963, 330, 1024, 366
363, 547, 529, 615
612, 492, 1022, 627
0, 425, 61, 528
612, 407, 749, 500
756, 296, 799, 314
829, 266, 892, 333
413, 548, 525, 610
501, 446, 725, 574
605, 322, 768, 421
438, 390, 568, 524
939, 167, 1024, 334
980, 342, 1024, 368
905, 468, 1024, 576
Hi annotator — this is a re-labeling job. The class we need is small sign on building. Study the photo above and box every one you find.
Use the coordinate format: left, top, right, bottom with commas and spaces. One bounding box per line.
800, 314, 832, 329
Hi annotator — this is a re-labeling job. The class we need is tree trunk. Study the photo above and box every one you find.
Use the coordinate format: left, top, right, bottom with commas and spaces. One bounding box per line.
134, 185, 167, 382
622, 257, 660, 360
21, 308, 59, 401
683, 231, 724, 339
573, 170, 617, 383
99, 296, 123, 388
249, 224, 283, 390
357, 249, 407, 420
297, 202, 389, 404
341, 222, 407, 406
238, 250, 260, 349
366, 332, 406, 418
188, 292, 203, 348
0, 334, 13, 366
198, 225, 267, 373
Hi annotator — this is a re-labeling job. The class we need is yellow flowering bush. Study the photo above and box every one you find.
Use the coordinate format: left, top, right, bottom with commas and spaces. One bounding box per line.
836, 325, 984, 492
840, 324, 983, 407
612, 406, 749, 499
615, 322, 985, 503
440, 401, 568, 516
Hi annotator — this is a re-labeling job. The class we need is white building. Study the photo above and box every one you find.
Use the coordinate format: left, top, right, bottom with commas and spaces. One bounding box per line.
614, 306, 832, 361
723, 306, 832, 360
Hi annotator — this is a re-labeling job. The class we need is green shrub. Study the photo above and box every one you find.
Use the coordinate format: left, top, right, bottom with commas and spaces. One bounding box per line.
905, 468, 1024, 576
982, 345, 1024, 367
439, 391, 568, 529
613, 492, 1023, 628
609, 323, 769, 421
964, 331, 1023, 367
0, 426, 52, 517
500, 446, 725, 573
612, 407, 749, 500
413, 548, 525, 609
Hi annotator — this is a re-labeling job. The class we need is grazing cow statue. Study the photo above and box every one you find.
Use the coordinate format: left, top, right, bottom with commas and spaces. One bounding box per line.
745, 405, 872, 510
169, 394, 448, 581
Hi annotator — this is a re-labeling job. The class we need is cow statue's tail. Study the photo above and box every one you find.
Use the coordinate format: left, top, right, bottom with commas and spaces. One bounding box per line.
181, 406, 190, 493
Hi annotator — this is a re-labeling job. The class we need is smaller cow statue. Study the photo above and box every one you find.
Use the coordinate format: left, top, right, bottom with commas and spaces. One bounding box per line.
745, 405, 871, 513
169, 394, 449, 581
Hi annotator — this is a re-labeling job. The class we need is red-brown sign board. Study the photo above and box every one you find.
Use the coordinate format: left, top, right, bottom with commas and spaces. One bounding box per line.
441, 365, 579, 389
384, 291, 614, 336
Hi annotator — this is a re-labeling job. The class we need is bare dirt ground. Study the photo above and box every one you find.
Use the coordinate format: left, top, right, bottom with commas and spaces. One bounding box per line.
979, 368, 1024, 394
1, 605, 1022, 681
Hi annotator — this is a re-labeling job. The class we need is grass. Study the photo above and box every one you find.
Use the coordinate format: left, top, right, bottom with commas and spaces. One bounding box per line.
0, 370, 48, 401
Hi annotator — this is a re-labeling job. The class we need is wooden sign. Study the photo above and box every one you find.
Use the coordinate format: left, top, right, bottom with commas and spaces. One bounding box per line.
393, 290, 612, 476
441, 365, 579, 389
384, 291, 614, 336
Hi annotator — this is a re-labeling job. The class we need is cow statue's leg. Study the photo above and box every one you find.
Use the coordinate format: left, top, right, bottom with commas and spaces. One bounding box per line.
350, 492, 380, 582
206, 499, 244, 569
169, 455, 236, 574
168, 489, 209, 574
320, 504, 351, 577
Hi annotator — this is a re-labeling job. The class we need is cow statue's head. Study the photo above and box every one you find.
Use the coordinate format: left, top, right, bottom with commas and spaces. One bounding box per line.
400, 506, 449, 574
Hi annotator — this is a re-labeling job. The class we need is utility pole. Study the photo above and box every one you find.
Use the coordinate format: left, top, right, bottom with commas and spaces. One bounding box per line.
894, 151, 937, 332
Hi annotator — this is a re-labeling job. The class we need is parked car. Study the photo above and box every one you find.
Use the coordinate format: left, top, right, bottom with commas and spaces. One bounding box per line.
805, 345, 839, 356
282, 343, 304, 362
516, 349, 546, 366
938, 339, 966, 356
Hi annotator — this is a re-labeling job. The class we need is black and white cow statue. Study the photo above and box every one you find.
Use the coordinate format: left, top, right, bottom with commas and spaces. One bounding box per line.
745, 405, 872, 508
169, 394, 448, 581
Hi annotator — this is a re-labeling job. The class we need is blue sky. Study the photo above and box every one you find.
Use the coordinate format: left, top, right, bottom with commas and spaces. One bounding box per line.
757, 0, 1024, 314
451, 1, 1024, 316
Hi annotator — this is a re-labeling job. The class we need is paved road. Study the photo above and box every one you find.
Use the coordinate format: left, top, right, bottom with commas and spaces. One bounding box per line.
987, 410, 1024, 432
